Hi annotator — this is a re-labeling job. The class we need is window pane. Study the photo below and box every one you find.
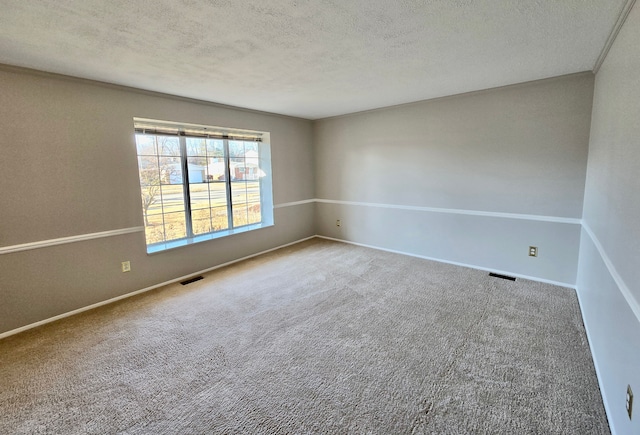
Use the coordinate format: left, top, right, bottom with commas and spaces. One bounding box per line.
186, 138, 207, 157
244, 141, 259, 154
229, 140, 245, 157
134, 119, 272, 252
141, 185, 163, 216
211, 206, 229, 231
138, 156, 161, 199
232, 203, 249, 228
246, 181, 260, 203
136, 134, 157, 155
187, 155, 208, 166
208, 181, 228, 208
229, 158, 244, 181
243, 164, 259, 181
186, 160, 207, 183
163, 211, 187, 241
206, 139, 224, 157
244, 143, 260, 181
158, 136, 180, 156
159, 157, 182, 184
144, 213, 166, 245
161, 185, 185, 212
138, 155, 159, 174
189, 183, 210, 210
206, 156, 227, 182
247, 202, 261, 225
231, 181, 248, 204
192, 208, 212, 235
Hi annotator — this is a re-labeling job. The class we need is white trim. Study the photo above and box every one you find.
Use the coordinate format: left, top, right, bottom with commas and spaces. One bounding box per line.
315, 198, 581, 224
582, 223, 640, 323
0, 199, 578, 255
574, 283, 618, 435
0, 198, 317, 255
274, 199, 315, 209
0, 235, 316, 340
146, 222, 274, 254
316, 235, 576, 289
593, 0, 636, 74
0, 227, 144, 255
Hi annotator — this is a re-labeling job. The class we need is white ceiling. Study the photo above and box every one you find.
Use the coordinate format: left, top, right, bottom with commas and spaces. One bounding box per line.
0, 0, 628, 119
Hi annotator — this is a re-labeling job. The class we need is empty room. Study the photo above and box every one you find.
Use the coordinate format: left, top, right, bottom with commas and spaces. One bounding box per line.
0, 1, 638, 434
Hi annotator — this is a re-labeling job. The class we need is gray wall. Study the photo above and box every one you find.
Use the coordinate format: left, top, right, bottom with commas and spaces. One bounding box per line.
577, 3, 640, 434
314, 74, 594, 285
0, 67, 315, 334
1, 26, 637, 433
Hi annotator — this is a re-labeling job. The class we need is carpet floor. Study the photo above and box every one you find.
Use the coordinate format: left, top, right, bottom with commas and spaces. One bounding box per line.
0, 238, 609, 434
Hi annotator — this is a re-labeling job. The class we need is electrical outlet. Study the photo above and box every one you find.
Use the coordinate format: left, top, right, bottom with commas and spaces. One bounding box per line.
336, 219, 341, 227
627, 385, 633, 420
529, 246, 538, 257
121, 261, 131, 273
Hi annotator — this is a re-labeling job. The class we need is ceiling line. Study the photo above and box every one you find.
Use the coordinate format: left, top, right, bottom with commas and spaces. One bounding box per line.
314, 71, 594, 122
593, 0, 636, 74
0, 63, 309, 121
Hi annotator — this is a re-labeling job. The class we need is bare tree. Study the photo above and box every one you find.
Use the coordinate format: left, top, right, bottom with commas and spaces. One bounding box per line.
139, 163, 162, 226
138, 136, 181, 227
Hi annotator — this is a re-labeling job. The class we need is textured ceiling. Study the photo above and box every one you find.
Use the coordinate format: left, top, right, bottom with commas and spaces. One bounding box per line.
0, 0, 628, 119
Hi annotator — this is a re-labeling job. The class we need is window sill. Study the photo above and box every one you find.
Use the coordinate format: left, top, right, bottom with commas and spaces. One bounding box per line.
146, 222, 274, 254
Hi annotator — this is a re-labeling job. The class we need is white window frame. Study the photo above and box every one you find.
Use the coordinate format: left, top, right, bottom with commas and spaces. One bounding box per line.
133, 118, 274, 253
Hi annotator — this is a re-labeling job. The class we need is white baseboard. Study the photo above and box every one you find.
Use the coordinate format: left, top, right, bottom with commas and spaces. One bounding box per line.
316, 235, 576, 289
0, 232, 583, 340
0, 232, 578, 341
0, 235, 316, 340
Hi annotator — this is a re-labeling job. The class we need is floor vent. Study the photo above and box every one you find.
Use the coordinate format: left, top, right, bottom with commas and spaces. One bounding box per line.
181, 276, 204, 285
489, 272, 516, 281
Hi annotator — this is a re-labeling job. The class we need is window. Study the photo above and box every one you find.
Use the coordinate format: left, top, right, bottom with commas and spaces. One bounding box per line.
134, 118, 273, 253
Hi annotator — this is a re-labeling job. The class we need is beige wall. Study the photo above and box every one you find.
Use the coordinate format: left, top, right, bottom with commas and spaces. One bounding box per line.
314, 73, 594, 284
2, 19, 637, 432
0, 65, 612, 343
0, 67, 315, 333
577, 2, 640, 433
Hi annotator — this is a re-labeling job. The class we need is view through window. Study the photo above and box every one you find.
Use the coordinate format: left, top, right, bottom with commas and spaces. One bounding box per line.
134, 119, 273, 253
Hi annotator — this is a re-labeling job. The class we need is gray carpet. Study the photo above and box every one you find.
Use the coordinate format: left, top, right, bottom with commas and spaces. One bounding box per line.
0, 239, 609, 434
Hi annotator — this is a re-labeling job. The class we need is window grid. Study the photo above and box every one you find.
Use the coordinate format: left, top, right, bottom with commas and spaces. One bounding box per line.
135, 127, 266, 250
